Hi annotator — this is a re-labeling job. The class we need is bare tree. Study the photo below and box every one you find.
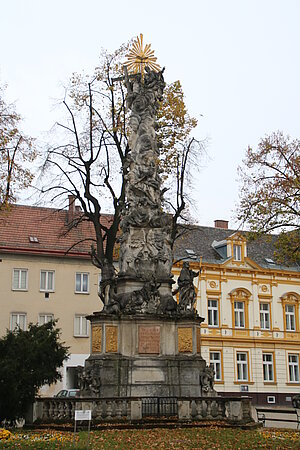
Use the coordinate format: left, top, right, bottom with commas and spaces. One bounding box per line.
167, 137, 206, 246
0, 83, 36, 210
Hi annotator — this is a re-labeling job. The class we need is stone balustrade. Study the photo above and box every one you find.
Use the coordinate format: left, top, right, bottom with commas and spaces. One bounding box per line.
33, 398, 131, 423
31, 396, 253, 425
178, 396, 253, 424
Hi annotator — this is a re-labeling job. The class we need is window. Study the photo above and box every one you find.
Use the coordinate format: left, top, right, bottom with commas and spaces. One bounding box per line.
233, 244, 242, 261
40, 270, 55, 292
285, 304, 296, 331
260, 303, 270, 330
236, 352, 248, 381
230, 289, 250, 331
12, 269, 28, 290
288, 354, 299, 382
281, 293, 299, 333
208, 299, 219, 327
75, 273, 89, 293
38, 314, 54, 325
263, 353, 274, 382
74, 315, 88, 336
210, 351, 222, 381
234, 301, 245, 328
10, 313, 26, 331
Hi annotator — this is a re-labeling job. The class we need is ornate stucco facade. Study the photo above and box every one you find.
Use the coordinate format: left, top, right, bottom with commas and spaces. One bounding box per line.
173, 226, 300, 405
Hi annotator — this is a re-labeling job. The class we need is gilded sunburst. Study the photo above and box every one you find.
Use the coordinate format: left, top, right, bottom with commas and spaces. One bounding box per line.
125, 34, 160, 76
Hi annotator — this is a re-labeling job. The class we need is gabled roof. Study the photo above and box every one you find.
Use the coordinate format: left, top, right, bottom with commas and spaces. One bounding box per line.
0, 205, 113, 258
0, 204, 299, 272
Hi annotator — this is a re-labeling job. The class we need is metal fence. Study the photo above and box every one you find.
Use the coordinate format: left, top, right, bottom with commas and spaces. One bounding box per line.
142, 397, 178, 417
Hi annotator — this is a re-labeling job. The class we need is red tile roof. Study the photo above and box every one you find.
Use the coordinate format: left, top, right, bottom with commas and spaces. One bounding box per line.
0, 205, 114, 259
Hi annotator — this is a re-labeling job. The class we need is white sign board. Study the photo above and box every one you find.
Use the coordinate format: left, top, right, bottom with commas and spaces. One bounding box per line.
75, 410, 92, 421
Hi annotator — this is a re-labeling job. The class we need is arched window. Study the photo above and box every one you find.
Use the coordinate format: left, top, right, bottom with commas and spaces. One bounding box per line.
229, 288, 251, 330
280, 292, 300, 333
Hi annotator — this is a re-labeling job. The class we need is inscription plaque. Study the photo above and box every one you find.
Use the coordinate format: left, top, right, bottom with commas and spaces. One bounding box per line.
178, 327, 193, 353
91, 325, 102, 353
105, 325, 118, 353
138, 326, 160, 354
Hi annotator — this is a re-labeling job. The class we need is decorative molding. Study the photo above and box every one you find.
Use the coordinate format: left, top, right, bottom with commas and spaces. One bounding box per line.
91, 325, 102, 353
105, 325, 118, 353
178, 327, 193, 353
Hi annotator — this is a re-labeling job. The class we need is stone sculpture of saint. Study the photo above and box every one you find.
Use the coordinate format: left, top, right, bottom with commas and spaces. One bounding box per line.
175, 261, 199, 312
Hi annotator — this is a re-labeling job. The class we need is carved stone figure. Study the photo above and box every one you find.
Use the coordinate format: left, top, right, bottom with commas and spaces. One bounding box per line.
77, 365, 101, 395
99, 67, 178, 316
118, 67, 171, 285
174, 262, 199, 313
123, 278, 160, 314
77, 366, 85, 391
87, 367, 101, 395
200, 364, 215, 395
99, 259, 116, 308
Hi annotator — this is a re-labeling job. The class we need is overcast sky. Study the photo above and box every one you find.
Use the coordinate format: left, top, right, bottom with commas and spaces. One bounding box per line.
1, 0, 299, 228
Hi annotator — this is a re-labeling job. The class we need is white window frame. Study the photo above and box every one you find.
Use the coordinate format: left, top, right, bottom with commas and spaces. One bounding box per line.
10, 313, 27, 331
210, 351, 222, 381
236, 351, 248, 382
40, 270, 55, 292
285, 304, 296, 331
263, 353, 274, 382
12, 268, 28, 291
260, 302, 270, 330
233, 244, 242, 261
74, 315, 89, 337
234, 301, 245, 328
288, 354, 299, 382
75, 272, 89, 294
38, 314, 54, 325
208, 299, 219, 327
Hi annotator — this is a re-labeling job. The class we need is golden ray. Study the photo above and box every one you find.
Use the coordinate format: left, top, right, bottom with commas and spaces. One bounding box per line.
125, 33, 160, 76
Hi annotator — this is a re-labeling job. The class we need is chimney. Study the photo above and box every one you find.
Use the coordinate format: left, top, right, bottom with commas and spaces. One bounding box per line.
67, 195, 77, 224
68, 195, 76, 213
214, 220, 229, 229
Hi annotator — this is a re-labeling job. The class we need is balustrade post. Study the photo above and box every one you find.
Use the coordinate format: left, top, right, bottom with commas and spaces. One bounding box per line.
202, 399, 208, 418
178, 400, 191, 420
115, 400, 122, 419
130, 400, 142, 421
206, 399, 212, 418
106, 400, 112, 420
195, 399, 203, 419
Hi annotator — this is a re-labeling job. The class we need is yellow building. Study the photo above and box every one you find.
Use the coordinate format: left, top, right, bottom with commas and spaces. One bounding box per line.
0, 205, 299, 406
174, 219, 300, 406
0, 201, 101, 396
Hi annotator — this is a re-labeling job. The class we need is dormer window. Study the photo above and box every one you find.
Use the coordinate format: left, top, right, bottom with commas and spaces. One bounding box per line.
233, 244, 242, 261
185, 249, 197, 259
29, 236, 39, 243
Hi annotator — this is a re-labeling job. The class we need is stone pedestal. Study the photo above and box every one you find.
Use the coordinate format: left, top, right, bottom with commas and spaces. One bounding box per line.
81, 313, 207, 398
117, 275, 174, 297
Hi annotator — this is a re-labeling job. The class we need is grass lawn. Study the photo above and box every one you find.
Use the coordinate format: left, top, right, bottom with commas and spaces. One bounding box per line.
0, 426, 299, 449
